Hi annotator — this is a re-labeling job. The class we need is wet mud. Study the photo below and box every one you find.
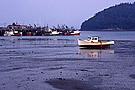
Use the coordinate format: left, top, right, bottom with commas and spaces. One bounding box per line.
45, 78, 100, 90
0, 36, 135, 90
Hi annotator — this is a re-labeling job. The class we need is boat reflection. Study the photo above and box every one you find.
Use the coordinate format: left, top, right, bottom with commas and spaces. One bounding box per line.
78, 48, 114, 58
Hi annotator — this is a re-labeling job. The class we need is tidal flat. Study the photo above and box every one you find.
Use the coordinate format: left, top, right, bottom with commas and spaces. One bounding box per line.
0, 34, 135, 90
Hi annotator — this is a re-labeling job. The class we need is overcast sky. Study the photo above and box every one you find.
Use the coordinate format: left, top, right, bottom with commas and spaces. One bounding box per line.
0, 0, 134, 28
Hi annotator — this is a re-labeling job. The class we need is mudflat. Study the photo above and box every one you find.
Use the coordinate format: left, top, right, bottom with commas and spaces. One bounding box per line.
0, 36, 135, 90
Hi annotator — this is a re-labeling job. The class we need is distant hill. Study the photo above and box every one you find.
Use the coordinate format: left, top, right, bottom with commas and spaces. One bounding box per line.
81, 3, 135, 31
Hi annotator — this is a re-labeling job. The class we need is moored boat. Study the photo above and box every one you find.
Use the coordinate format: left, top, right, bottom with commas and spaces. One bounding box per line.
77, 36, 114, 48
4, 30, 22, 36
64, 30, 80, 35
70, 30, 80, 35
51, 31, 60, 35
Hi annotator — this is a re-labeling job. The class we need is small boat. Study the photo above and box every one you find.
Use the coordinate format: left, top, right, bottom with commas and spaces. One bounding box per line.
70, 30, 80, 35
4, 31, 14, 36
77, 36, 114, 48
51, 31, 60, 35
4, 30, 22, 36
64, 30, 80, 35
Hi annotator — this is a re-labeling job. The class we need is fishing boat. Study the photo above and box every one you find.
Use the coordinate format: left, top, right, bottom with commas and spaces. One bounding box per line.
65, 30, 80, 35
51, 31, 60, 35
70, 30, 80, 35
77, 36, 114, 48
4, 31, 14, 36
4, 30, 22, 36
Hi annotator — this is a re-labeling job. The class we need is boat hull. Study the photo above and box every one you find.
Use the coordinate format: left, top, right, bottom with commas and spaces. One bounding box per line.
78, 39, 114, 49
79, 45, 110, 49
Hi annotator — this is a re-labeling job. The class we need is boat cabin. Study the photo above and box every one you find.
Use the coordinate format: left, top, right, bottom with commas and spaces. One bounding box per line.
88, 36, 99, 42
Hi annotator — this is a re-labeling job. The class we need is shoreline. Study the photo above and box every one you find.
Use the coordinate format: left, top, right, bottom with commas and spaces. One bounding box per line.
80, 29, 135, 31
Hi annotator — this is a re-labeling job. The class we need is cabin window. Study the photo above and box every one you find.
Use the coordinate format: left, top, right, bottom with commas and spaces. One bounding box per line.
92, 38, 97, 40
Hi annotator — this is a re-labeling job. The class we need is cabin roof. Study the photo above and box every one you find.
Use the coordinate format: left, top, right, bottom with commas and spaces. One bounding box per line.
88, 36, 99, 38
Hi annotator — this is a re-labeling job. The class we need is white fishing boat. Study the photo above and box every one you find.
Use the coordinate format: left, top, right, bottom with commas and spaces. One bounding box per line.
4, 30, 22, 36
77, 36, 114, 48
4, 31, 14, 36
70, 30, 80, 35
51, 31, 60, 35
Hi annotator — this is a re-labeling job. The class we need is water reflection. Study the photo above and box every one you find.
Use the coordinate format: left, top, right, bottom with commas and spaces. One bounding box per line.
78, 48, 114, 58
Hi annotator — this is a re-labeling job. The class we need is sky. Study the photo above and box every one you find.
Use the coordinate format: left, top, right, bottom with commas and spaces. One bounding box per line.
0, 0, 134, 28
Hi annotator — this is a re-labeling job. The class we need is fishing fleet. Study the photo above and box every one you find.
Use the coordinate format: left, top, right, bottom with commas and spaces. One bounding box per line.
0, 23, 115, 49
0, 23, 80, 36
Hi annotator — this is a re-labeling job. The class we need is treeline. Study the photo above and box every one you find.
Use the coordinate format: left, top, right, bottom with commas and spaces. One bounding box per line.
81, 2, 135, 31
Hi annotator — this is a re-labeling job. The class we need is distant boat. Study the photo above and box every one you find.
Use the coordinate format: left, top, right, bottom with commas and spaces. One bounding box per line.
77, 36, 114, 48
4, 30, 22, 36
4, 31, 13, 36
70, 30, 80, 35
51, 31, 60, 35
65, 30, 80, 35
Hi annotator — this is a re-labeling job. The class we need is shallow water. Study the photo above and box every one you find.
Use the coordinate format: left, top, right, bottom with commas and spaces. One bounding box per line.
0, 31, 135, 90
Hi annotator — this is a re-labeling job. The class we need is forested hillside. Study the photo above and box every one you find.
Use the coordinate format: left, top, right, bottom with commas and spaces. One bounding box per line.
81, 3, 135, 31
